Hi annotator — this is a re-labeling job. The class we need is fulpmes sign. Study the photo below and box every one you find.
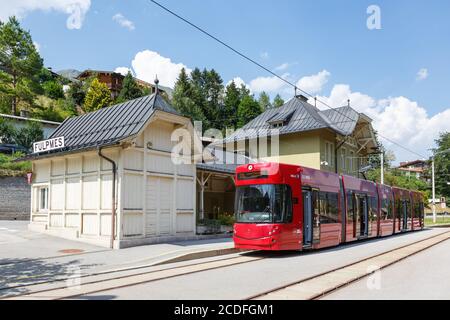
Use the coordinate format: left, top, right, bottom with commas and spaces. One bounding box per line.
33, 137, 65, 153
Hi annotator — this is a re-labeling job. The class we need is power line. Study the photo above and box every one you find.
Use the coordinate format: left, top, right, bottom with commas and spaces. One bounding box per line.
148, 0, 428, 160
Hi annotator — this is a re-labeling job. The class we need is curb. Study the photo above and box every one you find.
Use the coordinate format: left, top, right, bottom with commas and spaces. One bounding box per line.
152, 247, 243, 266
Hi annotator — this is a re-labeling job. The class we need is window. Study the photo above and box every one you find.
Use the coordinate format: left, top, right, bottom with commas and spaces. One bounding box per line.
38, 187, 49, 212
381, 198, 393, 220
341, 148, 346, 170
324, 141, 335, 167
347, 192, 354, 223
368, 196, 378, 229
319, 192, 339, 224
349, 151, 354, 173
235, 184, 293, 223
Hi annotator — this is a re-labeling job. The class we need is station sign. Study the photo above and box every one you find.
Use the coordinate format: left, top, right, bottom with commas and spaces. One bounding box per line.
33, 137, 65, 154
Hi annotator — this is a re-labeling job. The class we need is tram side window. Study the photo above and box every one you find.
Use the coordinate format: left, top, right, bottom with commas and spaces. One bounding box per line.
273, 185, 293, 223
388, 199, 393, 220
419, 202, 424, 221
406, 200, 412, 219
319, 192, 339, 224
347, 192, 354, 223
395, 199, 401, 219
381, 199, 389, 220
369, 196, 378, 221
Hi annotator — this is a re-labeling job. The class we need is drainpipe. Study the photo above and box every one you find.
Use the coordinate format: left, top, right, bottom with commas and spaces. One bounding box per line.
98, 147, 117, 249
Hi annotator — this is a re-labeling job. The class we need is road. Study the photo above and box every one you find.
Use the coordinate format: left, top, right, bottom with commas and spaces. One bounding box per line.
2, 221, 450, 300
322, 238, 450, 300
72, 229, 450, 300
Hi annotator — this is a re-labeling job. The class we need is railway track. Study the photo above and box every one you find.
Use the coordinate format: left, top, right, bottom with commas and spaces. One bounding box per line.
248, 230, 450, 300
1, 253, 265, 300
3, 230, 449, 300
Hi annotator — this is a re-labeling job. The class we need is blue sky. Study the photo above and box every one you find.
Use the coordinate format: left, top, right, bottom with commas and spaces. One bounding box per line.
1, 0, 449, 162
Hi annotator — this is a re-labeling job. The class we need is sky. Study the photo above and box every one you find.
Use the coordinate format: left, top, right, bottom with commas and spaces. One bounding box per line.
0, 0, 449, 163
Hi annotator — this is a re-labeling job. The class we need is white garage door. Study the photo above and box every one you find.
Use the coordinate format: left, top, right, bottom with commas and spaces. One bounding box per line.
146, 176, 174, 236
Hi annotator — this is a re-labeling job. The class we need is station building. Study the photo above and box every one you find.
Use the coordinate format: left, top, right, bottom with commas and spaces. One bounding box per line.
23, 91, 211, 249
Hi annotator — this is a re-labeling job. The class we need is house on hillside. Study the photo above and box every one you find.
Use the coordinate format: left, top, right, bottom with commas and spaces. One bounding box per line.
220, 95, 379, 178
397, 160, 430, 182
76, 70, 172, 99
0, 113, 61, 141
22, 90, 200, 249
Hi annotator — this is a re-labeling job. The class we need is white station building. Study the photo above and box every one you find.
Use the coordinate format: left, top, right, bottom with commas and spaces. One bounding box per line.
23, 91, 207, 249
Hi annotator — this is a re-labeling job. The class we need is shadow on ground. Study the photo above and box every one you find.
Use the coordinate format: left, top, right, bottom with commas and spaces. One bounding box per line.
0, 258, 98, 298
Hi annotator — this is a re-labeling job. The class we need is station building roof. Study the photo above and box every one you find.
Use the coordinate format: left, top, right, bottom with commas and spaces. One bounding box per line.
20, 92, 180, 161
221, 96, 364, 143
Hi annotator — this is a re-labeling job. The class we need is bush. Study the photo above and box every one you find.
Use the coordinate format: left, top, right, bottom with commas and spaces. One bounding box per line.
218, 213, 235, 226
43, 81, 65, 100
12, 121, 43, 150
0, 152, 31, 175
0, 118, 16, 144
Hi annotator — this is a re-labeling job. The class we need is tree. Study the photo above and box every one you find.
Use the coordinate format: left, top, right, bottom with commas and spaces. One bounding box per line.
83, 78, 112, 113
42, 80, 64, 100
432, 132, 450, 199
12, 121, 43, 149
0, 118, 15, 144
189, 68, 224, 130
116, 72, 143, 103
0, 17, 43, 114
273, 94, 285, 108
237, 94, 262, 128
258, 92, 271, 110
221, 80, 241, 129
67, 81, 86, 107
172, 68, 206, 123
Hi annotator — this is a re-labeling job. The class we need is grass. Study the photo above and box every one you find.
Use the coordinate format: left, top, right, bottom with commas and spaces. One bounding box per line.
425, 216, 450, 226
0, 153, 31, 176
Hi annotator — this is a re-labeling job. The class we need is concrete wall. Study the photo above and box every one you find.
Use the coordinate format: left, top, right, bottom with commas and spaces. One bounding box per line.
0, 176, 30, 220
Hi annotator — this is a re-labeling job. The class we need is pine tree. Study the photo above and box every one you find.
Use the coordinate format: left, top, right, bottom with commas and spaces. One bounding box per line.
258, 91, 271, 110
0, 16, 43, 114
221, 80, 241, 129
433, 132, 450, 199
83, 78, 112, 113
237, 94, 262, 128
116, 72, 143, 103
172, 68, 206, 123
273, 94, 285, 108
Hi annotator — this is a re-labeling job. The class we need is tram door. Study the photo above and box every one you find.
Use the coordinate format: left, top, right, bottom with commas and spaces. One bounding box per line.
302, 189, 320, 247
355, 194, 369, 238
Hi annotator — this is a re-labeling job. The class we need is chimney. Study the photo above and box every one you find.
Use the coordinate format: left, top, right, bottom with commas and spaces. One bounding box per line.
296, 94, 309, 102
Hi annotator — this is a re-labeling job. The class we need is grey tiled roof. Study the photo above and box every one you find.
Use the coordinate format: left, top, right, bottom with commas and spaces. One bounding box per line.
222, 97, 361, 143
22, 93, 180, 160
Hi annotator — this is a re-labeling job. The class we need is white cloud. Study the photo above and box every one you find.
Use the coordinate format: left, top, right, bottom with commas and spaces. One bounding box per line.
315, 84, 449, 163
249, 73, 290, 94
416, 68, 429, 81
121, 50, 191, 88
227, 77, 251, 92
112, 13, 135, 31
296, 70, 330, 94
274, 63, 290, 71
114, 67, 133, 76
0, 0, 91, 30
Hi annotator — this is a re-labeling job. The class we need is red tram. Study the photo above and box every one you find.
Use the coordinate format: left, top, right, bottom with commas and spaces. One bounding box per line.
233, 163, 425, 251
